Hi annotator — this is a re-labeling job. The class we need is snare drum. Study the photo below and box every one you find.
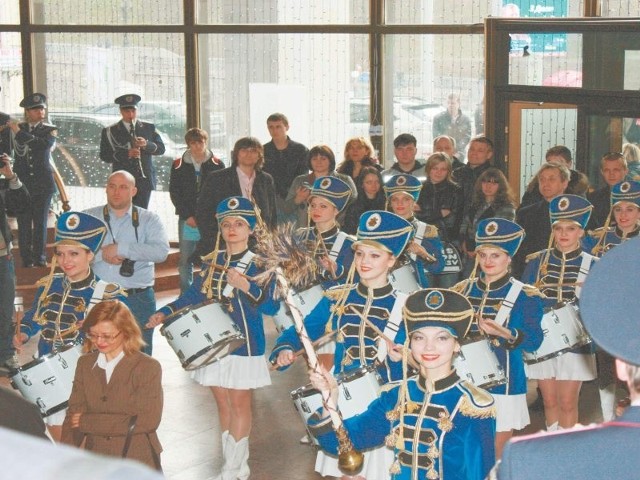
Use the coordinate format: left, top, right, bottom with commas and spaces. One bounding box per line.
388, 263, 421, 294
291, 365, 383, 444
454, 336, 506, 389
160, 301, 245, 370
11, 344, 82, 417
271, 284, 325, 333
523, 302, 591, 365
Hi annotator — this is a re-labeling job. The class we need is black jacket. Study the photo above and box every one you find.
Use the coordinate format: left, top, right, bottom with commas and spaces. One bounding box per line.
169, 152, 225, 220
263, 138, 309, 200
587, 186, 612, 229
195, 166, 277, 255
13, 122, 57, 194
512, 199, 551, 278
415, 180, 463, 242
452, 161, 493, 219
1, 177, 30, 246
99, 120, 166, 188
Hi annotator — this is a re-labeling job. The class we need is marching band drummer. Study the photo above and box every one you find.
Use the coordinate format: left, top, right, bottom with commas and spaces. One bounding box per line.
271, 210, 414, 480
583, 180, 640, 422
584, 180, 640, 256
295, 175, 355, 368
146, 196, 278, 480
521, 194, 597, 431
14, 211, 127, 441
308, 288, 496, 480
383, 174, 446, 288
453, 218, 544, 458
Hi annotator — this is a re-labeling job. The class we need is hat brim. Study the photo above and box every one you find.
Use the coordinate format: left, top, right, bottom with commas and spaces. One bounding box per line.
352, 239, 394, 255
54, 239, 92, 250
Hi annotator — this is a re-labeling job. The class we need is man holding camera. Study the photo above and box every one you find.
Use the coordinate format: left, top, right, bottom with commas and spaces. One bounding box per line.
85, 171, 169, 354
0, 153, 30, 374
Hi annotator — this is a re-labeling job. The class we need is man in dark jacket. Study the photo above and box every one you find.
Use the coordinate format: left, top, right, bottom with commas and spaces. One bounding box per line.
99, 94, 166, 209
0, 154, 30, 373
587, 152, 629, 228
195, 137, 277, 256
452, 135, 495, 219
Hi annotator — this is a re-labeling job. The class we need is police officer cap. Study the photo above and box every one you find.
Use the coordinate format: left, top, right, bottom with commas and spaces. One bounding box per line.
403, 288, 474, 339
55, 212, 107, 254
114, 94, 142, 108
19, 93, 47, 109
580, 236, 640, 366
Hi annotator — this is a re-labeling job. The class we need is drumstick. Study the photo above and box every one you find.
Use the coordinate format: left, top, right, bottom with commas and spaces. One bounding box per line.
269, 329, 337, 370
347, 306, 419, 370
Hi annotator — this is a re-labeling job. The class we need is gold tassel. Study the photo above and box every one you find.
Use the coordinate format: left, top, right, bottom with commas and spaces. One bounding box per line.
427, 442, 439, 459
384, 431, 398, 448
389, 460, 401, 475
427, 466, 439, 479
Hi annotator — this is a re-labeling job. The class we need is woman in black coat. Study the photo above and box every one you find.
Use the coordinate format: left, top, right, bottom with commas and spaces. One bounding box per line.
342, 166, 386, 234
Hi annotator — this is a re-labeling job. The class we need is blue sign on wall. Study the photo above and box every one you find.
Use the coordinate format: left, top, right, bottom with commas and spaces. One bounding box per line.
503, 0, 568, 54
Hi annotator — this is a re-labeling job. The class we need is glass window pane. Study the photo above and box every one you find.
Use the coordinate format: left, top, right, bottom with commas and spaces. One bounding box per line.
32, 0, 183, 25
197, 0, 368, 24
601, 1, 640, 17
34, 32, 185, 192
198, 33, 369, 163
0, 1, 19, 23
0, 32, 23, 114
385, 0, 582, 25
508, 33, 583, 87
384, 34, 485, 163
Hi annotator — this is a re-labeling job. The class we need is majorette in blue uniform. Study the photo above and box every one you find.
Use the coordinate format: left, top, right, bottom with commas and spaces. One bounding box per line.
294, 175, 355, 289
19, 211, 126, 357
383, 174, 446, 288
270, 210, 414, 383
156, 196, 279, 360
521, 195, 597, 429
309, 289, 496, 480
453, 218, 544, 436
584, 180, 640, 256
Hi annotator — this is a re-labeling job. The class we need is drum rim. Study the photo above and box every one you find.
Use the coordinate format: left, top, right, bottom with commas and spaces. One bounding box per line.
181, 333, 246, 370
9, 343, 80, 374
161, 300, 226, 328
290, 364, 382, 399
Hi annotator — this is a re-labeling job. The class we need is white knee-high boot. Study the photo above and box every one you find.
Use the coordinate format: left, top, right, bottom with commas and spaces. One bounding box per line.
221, 436, 248, 480
599, 384, 617, 422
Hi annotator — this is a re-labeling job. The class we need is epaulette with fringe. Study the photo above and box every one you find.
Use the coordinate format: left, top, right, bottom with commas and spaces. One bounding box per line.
525, 250, 545, 263
521, 283, 545, 299
458, 381, 496, 419
423, 224, 439, 238
35, 273, 63, 288
323, 283, 355, 301
103, 283, 128, 298
586, 226, 609, 239
450, 278, 470, 294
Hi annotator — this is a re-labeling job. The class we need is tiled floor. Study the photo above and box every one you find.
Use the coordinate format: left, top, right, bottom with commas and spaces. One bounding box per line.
2, 288, 606, 480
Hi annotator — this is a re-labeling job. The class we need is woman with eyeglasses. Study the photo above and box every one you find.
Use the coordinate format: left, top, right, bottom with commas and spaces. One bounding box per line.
458, 168, 517, 278
14, 212, 127, 442
61, 299, 163, 471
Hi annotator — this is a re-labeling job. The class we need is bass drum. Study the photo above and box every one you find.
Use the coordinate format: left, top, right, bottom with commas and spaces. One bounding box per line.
161, 301, 245, 370
11, 344, 82, 417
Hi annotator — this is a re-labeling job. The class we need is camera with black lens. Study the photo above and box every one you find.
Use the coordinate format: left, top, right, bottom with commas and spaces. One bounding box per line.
119, 259, 135, 277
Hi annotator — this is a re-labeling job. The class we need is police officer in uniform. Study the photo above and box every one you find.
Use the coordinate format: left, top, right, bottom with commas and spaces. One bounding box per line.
99, 94, 166, 209
9, 93, 56, 267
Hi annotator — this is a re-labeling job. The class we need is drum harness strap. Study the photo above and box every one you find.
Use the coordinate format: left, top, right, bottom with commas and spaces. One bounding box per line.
408, 220, 427, 261
328, 231, 347, 262
574, 253, 595, 299
222, 250, 255, 297
376, 292, 408, 363
493, 280, 524, 327
88, 280, 108, 314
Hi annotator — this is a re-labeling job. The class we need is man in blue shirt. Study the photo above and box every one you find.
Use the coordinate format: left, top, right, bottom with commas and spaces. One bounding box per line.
85, 171, 169, 354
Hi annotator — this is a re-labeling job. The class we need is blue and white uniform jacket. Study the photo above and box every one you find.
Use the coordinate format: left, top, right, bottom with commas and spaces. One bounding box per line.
270, 282, 406, 383
156, 248, 278, 357
407, 217, 446, 287
309, 370, 496, 480
583, 225, 640, 257
20, 271, 126, 356
294, 224, 355, 290
455, 274, 544, 395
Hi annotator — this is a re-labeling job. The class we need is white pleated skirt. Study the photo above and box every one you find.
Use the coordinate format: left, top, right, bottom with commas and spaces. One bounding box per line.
526, 352, 596, 381
493, 393, 530, 432
315, 444, 395, 480
190, 354, 272, 389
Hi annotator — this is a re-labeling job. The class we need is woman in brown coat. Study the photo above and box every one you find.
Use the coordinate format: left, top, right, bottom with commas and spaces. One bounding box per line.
61, 300, 163, 471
